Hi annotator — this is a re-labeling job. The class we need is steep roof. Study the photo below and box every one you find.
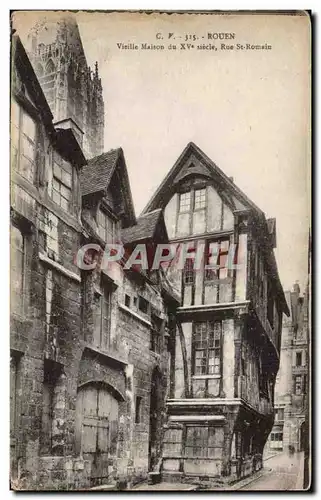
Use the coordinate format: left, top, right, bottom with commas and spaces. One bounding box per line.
141, 142, 264, 217
80, 149, 120, 197
80, 147, 136, 227
121, 209, 167, 245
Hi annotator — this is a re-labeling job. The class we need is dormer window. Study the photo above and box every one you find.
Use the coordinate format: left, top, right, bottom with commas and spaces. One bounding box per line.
11, 99, 36, 183
97, 208, 116, 243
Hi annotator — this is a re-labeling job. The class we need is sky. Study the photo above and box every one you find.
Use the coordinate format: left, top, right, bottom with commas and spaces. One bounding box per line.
13, 11, 311, 292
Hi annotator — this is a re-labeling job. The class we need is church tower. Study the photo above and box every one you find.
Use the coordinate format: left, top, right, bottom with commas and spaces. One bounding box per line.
27, 13, 104, 159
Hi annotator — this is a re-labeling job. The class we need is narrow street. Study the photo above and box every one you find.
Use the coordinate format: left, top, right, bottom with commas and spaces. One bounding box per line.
240, 452, 305, 491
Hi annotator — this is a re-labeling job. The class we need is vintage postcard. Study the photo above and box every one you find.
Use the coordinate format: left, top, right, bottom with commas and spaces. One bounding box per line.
10, 10, 311, 491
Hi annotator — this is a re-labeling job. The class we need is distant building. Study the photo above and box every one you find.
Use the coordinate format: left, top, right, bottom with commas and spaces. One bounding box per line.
266, 282, 309, 453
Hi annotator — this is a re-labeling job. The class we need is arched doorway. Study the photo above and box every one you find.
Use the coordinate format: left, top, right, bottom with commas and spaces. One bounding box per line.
148, 367, 163, 471
75, 382, 121, 486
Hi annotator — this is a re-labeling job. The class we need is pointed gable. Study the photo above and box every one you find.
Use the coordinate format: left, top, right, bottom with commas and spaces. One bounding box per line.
142, 142, 260, 217
80, 148, 136, 227
173, 153, 212, 184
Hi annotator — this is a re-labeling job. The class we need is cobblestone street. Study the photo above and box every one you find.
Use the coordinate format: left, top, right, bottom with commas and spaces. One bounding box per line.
240, 452, 305, 491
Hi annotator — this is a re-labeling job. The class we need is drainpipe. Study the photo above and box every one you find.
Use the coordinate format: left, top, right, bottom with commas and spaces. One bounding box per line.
124, 363, 135, 488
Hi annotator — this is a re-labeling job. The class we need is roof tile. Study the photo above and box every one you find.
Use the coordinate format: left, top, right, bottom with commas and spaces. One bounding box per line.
80, 149, 120, 196
121, 209, 163, 244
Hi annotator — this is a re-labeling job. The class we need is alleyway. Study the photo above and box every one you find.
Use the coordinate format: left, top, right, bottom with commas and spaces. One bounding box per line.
240, 452, 305, 491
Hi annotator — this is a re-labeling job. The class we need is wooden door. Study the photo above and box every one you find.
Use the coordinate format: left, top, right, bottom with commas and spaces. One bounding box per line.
76, 384, 119, 486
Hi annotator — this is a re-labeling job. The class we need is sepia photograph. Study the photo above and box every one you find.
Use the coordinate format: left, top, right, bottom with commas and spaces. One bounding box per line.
9, 9, 311, 491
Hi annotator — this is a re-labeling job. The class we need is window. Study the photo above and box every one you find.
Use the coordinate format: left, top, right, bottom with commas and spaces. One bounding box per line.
194, 188, 206, 210
52, 157, 72, 211
275, 408, 284, 421
294, 375, 303, 395
138, 296, 149, 315
179, 189, 207, 213
296, 352, 302, 366
150, 315, 162, 353
176, 185, 208, 237
185, 426, 223, 458
271, 432, 283, 442
163, 428, 182, 457
205, 239, 230, 282
11, 99, 36, 183
179, 191, 191, 213
93, 283, 111, 350
193, 321, 222, 376
135, 396, 142, 424
125, 294, 131, 308
183, 256, 195, 285
11, 224, 25, 315
97, 208, 116, 243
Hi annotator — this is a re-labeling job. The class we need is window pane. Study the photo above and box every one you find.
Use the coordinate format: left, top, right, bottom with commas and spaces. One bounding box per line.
19, 156, 34, 183
193, 321, 221, 376
179, 191, 191, 212
52, 189, 60, 205
52, 176, 71, 211
61, 170, 72, 188
184, 258, 194, 285
61, 184, 71, 200
194, 188, 206, 209
205, 242, 219, 281
22, 136, 35, 159
60, 197, 69, 211
22, 111, 36, 140
53, 178, 60, 192
53, 163, 62, 180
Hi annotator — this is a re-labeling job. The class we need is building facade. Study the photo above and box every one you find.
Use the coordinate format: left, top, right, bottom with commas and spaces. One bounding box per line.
10, 29, 178, 490
11, 14, 290, 491
265, 282, 309, 454
142, 142, 289, 486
